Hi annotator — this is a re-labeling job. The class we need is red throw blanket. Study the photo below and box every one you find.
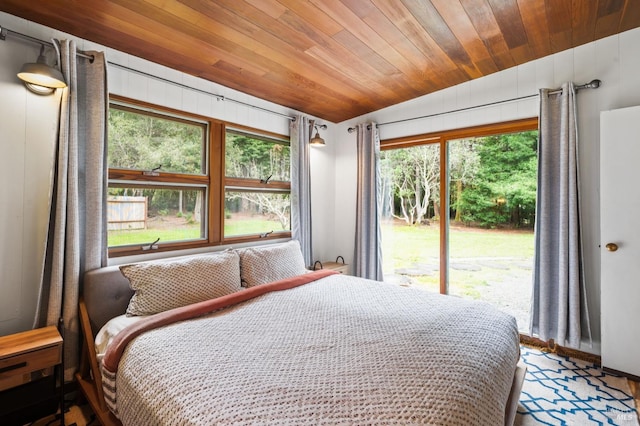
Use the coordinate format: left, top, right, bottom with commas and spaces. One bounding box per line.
102, 269, 337, 374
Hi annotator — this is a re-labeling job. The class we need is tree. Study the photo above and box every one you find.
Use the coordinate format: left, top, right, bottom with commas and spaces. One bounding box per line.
108, 108, 204, 219
457, 131, 537, 228
225, 133, 291, 230
226, 192, 290, 230
380, 131, 538, 229
225, 133, 290, 181
108, 108, 203, 174
381, 145, 439, 225
448, 138, 480, 222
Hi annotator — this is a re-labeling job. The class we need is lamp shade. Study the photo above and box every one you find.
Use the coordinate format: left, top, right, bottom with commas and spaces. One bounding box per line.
17, 50, 67, 90
310, 131, 325, 146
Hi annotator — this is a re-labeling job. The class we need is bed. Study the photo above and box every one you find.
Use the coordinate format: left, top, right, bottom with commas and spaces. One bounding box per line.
76, 241, 526, 426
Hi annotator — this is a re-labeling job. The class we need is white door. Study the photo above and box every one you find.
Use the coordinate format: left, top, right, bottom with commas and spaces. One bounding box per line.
600, 106, 640, 377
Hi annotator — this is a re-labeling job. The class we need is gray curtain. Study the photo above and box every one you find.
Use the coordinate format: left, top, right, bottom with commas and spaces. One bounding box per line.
354, 123, 383, 281
530, 82, 591, 349
33, 40, 108, 381
290, 115, 313, 266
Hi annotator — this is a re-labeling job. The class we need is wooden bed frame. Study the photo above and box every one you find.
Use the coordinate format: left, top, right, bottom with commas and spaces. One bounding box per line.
76, 266, 132, 426
76, 264, 526, 426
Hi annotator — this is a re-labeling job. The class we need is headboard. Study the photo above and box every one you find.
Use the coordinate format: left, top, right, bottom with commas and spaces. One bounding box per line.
83, 266, 134, 337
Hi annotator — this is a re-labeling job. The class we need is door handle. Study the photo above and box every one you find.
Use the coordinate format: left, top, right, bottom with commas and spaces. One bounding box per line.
605, 243, 618, 252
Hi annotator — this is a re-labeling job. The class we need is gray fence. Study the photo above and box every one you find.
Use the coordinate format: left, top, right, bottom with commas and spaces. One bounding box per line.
107, 196, 147, 231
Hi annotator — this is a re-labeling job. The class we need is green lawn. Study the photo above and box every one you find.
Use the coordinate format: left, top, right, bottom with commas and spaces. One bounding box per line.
382, 220, 534, 331
108, 217, 285, 247
381, 220, 534, 295
109, 227, 202, 247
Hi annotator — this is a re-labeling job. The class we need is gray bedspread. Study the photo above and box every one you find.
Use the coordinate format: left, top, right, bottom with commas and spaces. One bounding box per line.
106, 274, 520, 425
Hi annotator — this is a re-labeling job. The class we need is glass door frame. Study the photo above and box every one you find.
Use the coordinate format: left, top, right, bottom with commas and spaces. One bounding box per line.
380, 117, 539, 294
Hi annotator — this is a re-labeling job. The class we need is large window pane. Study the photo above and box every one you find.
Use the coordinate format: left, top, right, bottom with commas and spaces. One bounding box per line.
380, 144, 441, 292
108, 105, 206, 175
224, 191, 290, 237
225, 130, 290, 181
108, 186, 206, 247
447, 131, 537, 331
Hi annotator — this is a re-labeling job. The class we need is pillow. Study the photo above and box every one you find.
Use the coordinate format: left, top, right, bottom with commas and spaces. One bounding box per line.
94, 314, 144, 362
238, 240, 308, 288
121, 250, 242, 316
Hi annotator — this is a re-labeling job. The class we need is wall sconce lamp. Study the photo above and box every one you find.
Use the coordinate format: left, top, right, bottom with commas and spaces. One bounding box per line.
310, 124, 327, 146
17, 44, 67, 95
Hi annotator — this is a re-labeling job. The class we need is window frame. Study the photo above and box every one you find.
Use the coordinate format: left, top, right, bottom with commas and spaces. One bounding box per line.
380, 117, 539, 294
107, 95, 291, 257
222, 124, 292, 244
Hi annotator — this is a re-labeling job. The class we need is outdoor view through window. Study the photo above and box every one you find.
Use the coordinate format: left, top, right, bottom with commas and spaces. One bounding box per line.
224, 129, 291, 239
106, 99, 291, 255
380, 129, 538, 331
107, 105, 207, 249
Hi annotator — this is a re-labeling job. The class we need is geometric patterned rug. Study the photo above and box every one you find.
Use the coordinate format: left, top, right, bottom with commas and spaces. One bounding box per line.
516, 346, 639, 425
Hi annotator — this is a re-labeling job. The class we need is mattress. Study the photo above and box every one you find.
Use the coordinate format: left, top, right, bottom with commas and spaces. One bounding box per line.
101, 272, 520, 425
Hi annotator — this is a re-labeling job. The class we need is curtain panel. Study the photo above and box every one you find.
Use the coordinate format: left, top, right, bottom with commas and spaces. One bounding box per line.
354, 123, 383, 281
33, 40, 108, 381
530, 82, 591, 349
290, 115, 313, 266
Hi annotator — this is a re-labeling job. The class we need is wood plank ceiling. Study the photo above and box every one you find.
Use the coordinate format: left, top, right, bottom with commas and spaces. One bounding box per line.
2, 0, 639, 122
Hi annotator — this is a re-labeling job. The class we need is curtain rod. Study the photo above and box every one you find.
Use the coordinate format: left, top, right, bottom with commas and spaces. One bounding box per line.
0, 25, 94, 60
108, 62, 295, 121
1, 24, 295, 122
346, 79, 601, 133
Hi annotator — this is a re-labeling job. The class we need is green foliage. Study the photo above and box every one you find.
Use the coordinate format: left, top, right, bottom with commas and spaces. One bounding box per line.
380, 145, 439, 225
382, 130, 538, 229
108, 107, 293, 244
225, 132, 290, 181
457, 131, 537, 228
108, 108, 204, 174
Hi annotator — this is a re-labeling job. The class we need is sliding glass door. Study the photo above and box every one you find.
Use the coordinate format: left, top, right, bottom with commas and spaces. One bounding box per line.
380, 144, 441, 293
380, 119, 537, 332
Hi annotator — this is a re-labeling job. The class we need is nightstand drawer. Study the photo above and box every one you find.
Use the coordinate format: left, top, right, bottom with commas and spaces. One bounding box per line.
0, 345, 60, 391
0, 326, 63, 394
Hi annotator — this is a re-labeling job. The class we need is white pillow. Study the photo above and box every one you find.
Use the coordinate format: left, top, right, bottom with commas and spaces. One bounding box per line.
94, 314, 144, 362
238, 240, 308, 288
121, 250, 242, 316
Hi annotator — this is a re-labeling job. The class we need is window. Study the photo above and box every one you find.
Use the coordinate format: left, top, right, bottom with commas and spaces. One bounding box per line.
224, 129, 291, 241
107, 96, 291, 256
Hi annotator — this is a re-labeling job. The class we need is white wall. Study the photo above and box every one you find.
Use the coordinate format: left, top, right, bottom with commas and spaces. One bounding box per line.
333, 26, 640, 354
0, 16, 60, 335
0, 11, 337, 334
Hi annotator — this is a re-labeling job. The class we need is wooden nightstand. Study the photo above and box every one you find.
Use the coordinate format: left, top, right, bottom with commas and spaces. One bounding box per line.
0, 326, 63, 425
313, 256, 349, 274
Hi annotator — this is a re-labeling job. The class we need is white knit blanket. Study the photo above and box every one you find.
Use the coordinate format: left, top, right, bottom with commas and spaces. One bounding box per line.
104, 274, 520, 425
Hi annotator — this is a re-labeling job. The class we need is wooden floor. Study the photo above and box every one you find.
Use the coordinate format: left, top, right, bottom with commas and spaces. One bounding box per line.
630, 380, 640, 419
31, 403, 95, 426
